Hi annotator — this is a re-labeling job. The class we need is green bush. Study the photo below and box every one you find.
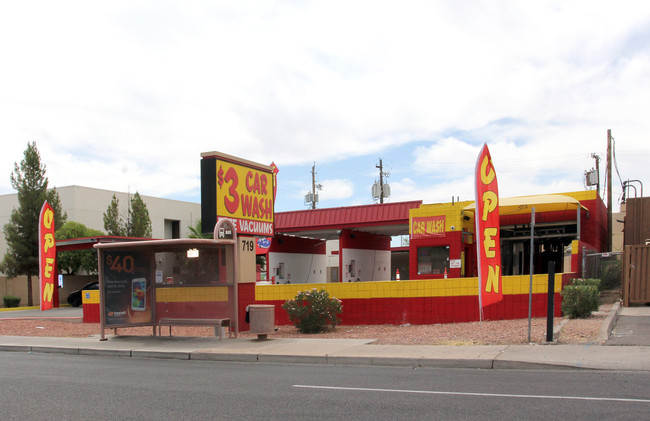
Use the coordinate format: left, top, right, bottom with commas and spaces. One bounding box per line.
570, 278, 601, 289
600, 260, 622, 290
561, 284, 600, 319
3, 295, 21, 308
282, 288, 343, 333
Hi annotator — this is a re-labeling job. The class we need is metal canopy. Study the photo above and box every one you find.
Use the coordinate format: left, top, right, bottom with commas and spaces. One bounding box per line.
274, 200, 422, 240
462, 194, 587, 216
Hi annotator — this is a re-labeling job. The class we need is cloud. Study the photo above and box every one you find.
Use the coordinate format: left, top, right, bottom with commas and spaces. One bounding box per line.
317, 179, 355, 202
0, 1, 649, 216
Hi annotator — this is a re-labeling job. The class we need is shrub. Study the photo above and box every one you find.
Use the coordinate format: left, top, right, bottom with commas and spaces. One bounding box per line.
570, 278, 601, 289
282, 288, 343, 333
561, 283, 600, 319
3, 295, 21, 308
600, 259, 622, 290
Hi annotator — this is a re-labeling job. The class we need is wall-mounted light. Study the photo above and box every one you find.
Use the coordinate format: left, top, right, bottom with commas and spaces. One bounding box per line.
187, 248, 199, 258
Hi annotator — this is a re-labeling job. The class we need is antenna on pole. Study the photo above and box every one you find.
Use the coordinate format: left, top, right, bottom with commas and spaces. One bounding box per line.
584, 153, 600, 192
372, 158, 390, 203
305, 162, 322, 209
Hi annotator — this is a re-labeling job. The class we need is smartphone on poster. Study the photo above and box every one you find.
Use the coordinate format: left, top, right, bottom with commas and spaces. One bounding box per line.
131, 278, 146, 311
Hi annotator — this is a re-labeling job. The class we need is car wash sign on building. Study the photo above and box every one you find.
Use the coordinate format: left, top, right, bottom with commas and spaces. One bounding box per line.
201, 151, 275, 236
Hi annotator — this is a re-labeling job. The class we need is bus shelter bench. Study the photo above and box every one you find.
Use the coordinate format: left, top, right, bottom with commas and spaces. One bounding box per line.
157, 318, 232, 339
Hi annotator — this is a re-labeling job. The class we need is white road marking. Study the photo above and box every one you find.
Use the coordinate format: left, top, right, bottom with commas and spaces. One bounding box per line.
293, 385, 650, 404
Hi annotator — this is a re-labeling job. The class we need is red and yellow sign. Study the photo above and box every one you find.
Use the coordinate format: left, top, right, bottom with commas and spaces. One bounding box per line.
216, 158, 274, 236
474, 144, 503, 310
39, 202, 57, 311
411, 215, 446, 239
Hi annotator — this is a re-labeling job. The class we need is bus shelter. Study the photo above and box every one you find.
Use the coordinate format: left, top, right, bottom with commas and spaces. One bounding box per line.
94, 221, 238, 341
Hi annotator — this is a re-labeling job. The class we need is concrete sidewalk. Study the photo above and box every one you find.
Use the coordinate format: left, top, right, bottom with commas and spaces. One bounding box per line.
1, 333, 649, 371
2, 303, 650, 371
606, 305, 650, 346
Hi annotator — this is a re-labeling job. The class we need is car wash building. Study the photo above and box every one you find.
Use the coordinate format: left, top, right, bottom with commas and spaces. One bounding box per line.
200, 151, 609, 326
244, 190, 608, 326
408, 190, 607, 281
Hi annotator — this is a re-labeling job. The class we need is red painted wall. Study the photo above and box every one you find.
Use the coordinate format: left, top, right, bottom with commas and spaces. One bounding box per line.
409, 230, 465, 280
237, 281, 565, 329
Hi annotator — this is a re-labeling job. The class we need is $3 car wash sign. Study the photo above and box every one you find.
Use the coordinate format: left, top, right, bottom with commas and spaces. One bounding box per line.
204, 152, 275, 236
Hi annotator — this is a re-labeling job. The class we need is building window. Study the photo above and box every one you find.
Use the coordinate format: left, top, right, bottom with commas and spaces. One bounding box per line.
417, 246, 449, 275
164, 219, 181, 239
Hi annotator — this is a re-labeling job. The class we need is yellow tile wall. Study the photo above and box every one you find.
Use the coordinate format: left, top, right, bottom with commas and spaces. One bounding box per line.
256, 274, 562, 301
156, 286, 229, 302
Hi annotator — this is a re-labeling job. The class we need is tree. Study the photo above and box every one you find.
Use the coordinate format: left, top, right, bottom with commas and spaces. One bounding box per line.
56, 221, 103, 275
103, 194, 124, 236
188, 219, 213, 239
102, 192, 152, 238
127, 192, 152, 238
0, 142, 66, 306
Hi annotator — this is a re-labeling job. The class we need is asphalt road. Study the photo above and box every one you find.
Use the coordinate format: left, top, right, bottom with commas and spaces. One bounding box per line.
2, 352, 650, 420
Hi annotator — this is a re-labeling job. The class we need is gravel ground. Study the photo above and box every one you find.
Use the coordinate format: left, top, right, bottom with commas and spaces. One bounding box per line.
0, 301, 616, 346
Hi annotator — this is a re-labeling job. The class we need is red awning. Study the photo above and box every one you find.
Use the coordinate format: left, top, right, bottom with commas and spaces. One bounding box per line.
275, 200, 422, 239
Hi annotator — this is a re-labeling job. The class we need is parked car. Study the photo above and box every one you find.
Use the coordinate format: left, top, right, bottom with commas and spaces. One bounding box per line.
67, 281, 99, 307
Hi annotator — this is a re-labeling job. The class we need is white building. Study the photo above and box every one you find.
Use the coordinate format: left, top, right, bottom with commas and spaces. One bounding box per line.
0, 185, 201, 273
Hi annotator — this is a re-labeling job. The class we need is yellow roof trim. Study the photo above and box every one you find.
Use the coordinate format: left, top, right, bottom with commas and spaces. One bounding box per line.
462, 194, 587, 216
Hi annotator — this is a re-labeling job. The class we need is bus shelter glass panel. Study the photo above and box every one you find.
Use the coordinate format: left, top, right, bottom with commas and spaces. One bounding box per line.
103, 250, 154, 326
154, 245, 235, 321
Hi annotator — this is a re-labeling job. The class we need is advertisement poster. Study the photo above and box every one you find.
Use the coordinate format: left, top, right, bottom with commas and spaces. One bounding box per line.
103, 250, 152, 326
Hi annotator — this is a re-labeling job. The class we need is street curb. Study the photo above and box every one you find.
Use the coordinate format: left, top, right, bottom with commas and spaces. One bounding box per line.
599, 301, 622, 342
0, 344, 504, 369
329, 356, 421, 368
131, 350, 191, 360
0, 304, 72, 312
79, 348, 132, 358
0, 345, 32, 353
417, 358, 494, 369
0, 306, 40, 312
258, 354, 328, 365
30, 346, 79, 355
491, 360, 589, 370
191, 352, 258, 362
2, 340, 648, 371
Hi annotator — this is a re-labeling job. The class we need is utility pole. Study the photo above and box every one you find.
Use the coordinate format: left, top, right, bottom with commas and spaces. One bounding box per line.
372, 158, 390, 203
591, 153, 600, 194
307, 163, 322, 209
607, 129, 612, 252
376, 159, 385, 204
311, 163, 317, 209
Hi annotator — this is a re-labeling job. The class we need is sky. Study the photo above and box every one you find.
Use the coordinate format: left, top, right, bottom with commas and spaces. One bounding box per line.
1, 1, 649, 214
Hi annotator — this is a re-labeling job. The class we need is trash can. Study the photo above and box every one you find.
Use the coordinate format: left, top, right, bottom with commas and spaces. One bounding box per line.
248, 304, 275, 340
